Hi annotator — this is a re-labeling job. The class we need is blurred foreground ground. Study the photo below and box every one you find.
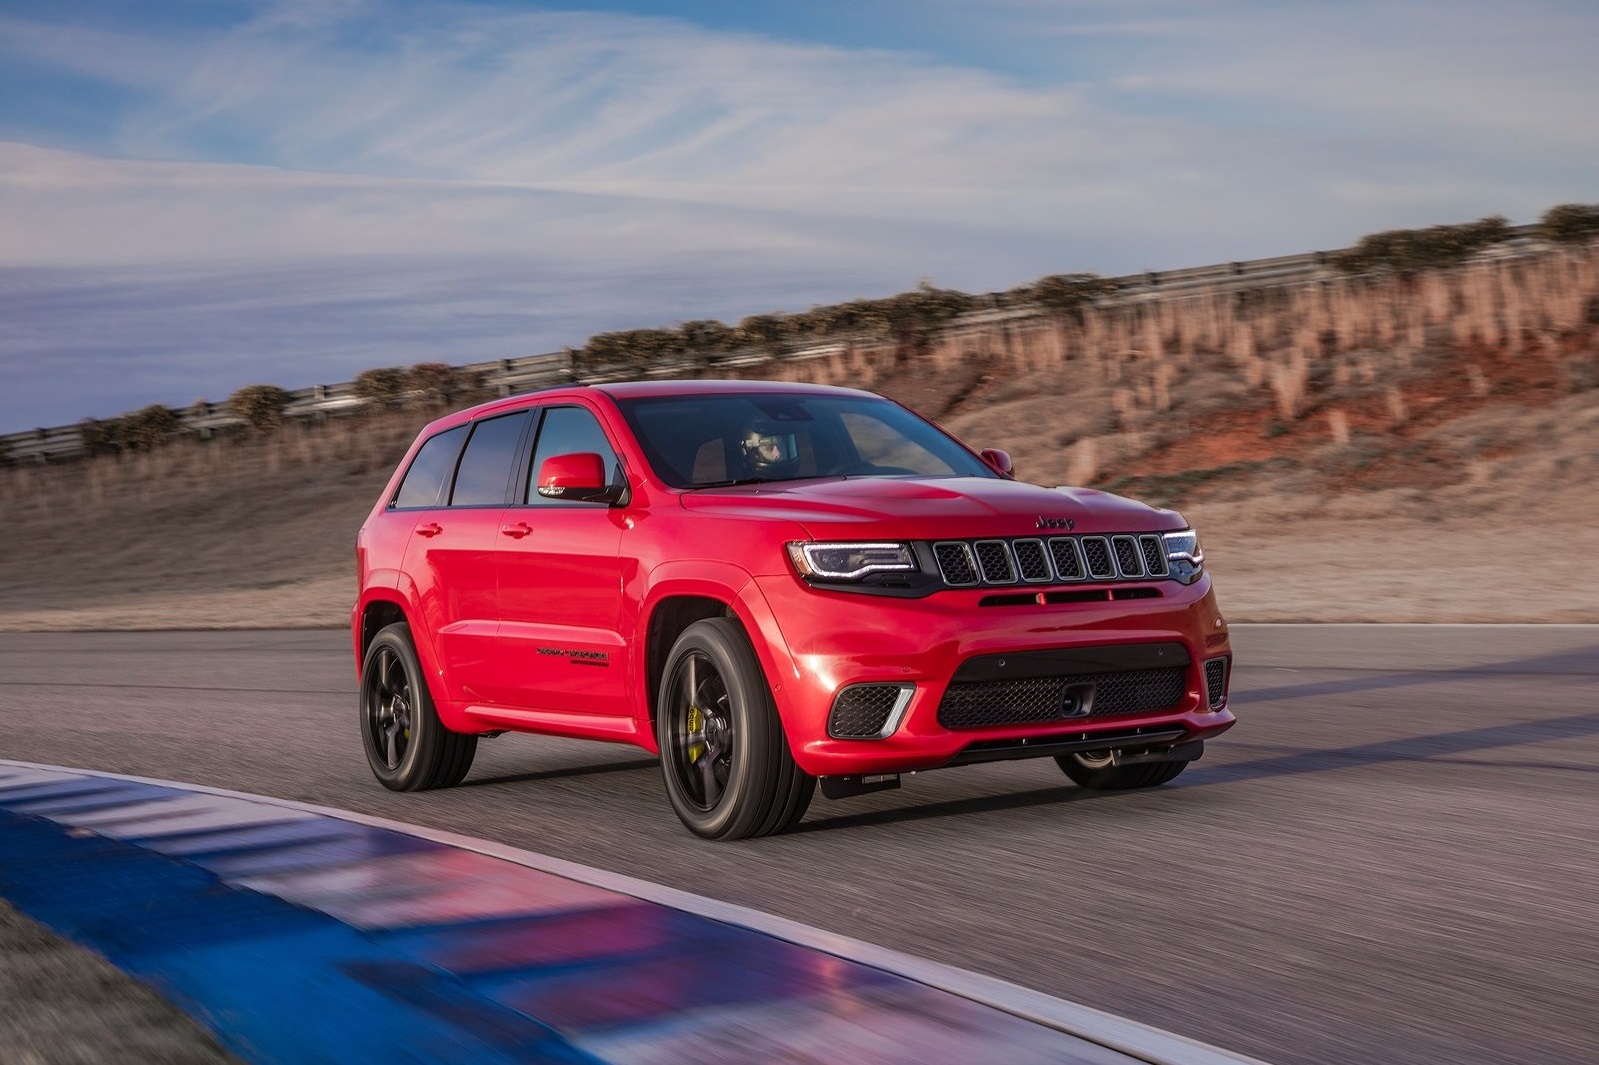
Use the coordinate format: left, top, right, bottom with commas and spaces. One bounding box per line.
0, 899, 239, 1065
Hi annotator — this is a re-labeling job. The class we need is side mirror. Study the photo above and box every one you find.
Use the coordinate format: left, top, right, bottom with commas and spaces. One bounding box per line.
536, 452, 622, 503
979, 448, 1014, 477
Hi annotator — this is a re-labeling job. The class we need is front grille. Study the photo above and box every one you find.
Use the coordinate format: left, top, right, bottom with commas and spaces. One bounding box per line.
1049, 538, 1084, 580
1013, 539, 1051, 582
1082, 537, 1115, 579
829, 684, 908, 739
938, 666, 1187, 730
932, 533, 1170, 588
973, 540, 1015, 584
933, 542, 978, 586
1204, 657, 1229, 709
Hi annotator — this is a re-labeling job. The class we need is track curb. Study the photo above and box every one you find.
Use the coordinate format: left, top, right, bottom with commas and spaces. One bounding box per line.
0, 759, 1272, 1065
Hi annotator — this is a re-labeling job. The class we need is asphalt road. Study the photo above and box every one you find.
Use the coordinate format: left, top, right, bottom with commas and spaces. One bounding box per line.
1, 625, 1596, 1065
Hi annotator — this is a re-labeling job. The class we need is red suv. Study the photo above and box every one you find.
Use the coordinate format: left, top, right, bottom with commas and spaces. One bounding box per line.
353, 381, 1234, 839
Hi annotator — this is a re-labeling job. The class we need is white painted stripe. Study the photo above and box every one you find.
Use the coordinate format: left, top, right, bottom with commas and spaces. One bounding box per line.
43, 794, 313, 837
0, 759, 1274, 1065
0, 766, 92, 790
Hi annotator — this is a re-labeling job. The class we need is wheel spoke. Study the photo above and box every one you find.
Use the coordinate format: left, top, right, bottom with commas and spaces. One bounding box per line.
697, 747, 722, 806
365, 645, 414, 771
384, 654, 407, 704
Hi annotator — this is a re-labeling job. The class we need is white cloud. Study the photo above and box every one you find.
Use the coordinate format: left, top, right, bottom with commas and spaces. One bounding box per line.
0, 0, 1594, 431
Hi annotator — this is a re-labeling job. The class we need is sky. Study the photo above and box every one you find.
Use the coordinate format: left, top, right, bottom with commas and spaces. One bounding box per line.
1, 0, 1595, 434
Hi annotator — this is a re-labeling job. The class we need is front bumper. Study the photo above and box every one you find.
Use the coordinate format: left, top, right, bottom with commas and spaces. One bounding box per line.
748, 573, 1236, 777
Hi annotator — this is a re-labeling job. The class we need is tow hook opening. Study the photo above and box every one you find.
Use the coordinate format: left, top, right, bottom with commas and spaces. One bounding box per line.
1111, 741, 1204, 767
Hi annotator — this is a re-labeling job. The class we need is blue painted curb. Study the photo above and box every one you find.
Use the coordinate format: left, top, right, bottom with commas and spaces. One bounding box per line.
0, 763, 1268, 1065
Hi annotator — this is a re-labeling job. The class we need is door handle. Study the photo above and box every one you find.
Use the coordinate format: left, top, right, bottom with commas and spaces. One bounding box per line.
416, 522, 443, 538
500, 522, 532, 539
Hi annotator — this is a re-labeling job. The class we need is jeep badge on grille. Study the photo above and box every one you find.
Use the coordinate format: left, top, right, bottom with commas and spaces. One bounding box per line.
1036, 516, 1076, 530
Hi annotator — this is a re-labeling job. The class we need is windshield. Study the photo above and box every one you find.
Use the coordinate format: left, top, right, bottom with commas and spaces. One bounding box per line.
614, 392, 998, 489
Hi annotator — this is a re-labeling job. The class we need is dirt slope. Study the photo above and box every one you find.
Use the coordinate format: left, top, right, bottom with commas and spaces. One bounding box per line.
2, 248, 1596, 628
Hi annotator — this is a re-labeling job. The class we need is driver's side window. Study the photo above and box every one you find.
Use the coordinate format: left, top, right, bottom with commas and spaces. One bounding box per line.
524, 405, 623, 504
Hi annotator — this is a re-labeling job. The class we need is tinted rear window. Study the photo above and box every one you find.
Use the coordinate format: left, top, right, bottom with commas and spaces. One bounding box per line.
391, 425, 467, 509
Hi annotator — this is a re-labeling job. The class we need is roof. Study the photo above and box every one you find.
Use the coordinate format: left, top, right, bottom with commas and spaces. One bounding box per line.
591, 379, 875, 401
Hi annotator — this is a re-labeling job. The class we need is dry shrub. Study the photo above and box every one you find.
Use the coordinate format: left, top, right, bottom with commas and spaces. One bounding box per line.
1466, 365, 1491, 397
1065, 438, 1099, 485
1386, 387, 1410, 428
1152, 363, 1174, 413
1270, 350, 1309, 420
1111, 388, 1137, 427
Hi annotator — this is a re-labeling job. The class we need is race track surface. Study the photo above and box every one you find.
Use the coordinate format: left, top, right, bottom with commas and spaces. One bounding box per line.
1, 625, 1595, 1065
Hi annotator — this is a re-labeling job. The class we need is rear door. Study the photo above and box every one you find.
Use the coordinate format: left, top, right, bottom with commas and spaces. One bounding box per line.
490, 403, 631, 717
402, 410, 532, 705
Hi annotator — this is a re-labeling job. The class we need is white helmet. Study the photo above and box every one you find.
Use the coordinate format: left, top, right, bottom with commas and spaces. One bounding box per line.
741, 420, 799, 476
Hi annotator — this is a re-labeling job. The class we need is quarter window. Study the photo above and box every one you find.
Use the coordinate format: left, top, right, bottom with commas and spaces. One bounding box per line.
391, 425, 467, 509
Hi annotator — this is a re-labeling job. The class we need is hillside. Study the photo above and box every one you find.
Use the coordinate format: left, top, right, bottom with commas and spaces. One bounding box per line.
2, 244, 1596, 628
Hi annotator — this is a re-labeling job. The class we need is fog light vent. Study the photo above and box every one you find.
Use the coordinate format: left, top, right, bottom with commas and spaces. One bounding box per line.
1204, 657, 1229, 709
828, 684, 914, 739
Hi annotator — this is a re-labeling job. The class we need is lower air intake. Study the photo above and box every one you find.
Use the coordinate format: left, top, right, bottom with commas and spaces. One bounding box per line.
938, 667, 1186, 730
1204, 657, 1229, 709
828, 684, 909, 739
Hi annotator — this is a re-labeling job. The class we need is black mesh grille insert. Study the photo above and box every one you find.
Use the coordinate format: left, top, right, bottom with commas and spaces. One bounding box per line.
829, 684, 906, 738
1048, 538, 1084, 580
1139, 535, 1168, 576
1113, 536, 1144, 577
1013, 539, 1051, 581
974, 540, 1015, 583
1081, 537, 1115, 580
934, 542, 977, 585
1204, 658, 1228, 709
938, 667, 1187, 730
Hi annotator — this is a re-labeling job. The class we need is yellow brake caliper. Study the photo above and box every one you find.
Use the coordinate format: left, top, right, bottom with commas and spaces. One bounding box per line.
687, 704, 705, 764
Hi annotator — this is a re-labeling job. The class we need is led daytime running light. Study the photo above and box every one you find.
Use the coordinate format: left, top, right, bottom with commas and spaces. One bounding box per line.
788, 541, 916, 581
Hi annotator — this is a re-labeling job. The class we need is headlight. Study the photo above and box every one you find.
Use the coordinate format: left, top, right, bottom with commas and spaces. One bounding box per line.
787, 541, 917, 581
1162, 528, 1205, 585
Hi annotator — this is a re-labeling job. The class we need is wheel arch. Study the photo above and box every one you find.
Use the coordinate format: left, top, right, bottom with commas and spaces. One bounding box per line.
643, 594, 735, 746
638, 570, 800, 751
357, 597, 410, 671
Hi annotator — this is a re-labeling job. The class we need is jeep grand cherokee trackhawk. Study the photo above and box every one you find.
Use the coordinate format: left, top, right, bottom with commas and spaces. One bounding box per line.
353, 380, 1235, 839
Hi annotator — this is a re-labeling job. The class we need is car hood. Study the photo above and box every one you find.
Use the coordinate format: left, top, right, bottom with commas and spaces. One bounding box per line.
676, 476, 1182, 539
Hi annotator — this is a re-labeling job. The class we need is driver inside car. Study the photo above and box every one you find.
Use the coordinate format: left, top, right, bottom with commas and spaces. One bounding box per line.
740, 421, 801, 478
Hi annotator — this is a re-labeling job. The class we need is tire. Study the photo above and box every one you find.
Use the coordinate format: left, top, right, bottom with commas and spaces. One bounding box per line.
657, 618, 814, 840
1055, 747, 1192, 790
360, 622, 477, 791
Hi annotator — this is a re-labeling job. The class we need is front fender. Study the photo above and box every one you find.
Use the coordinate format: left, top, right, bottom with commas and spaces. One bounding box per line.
636, 561, 803, 751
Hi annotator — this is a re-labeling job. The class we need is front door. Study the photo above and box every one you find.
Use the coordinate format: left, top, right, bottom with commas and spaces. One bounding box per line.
492, 404, 631, 717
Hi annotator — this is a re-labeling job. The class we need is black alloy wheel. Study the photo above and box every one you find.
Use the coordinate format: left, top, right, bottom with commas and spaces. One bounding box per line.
366, 641, 414, 773
658, 618, 814, 840
359, 622, 477, 791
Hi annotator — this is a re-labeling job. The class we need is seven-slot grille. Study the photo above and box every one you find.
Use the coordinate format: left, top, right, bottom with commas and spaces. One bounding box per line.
937, 666, 1187, 730
933, 534, 1170, 587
